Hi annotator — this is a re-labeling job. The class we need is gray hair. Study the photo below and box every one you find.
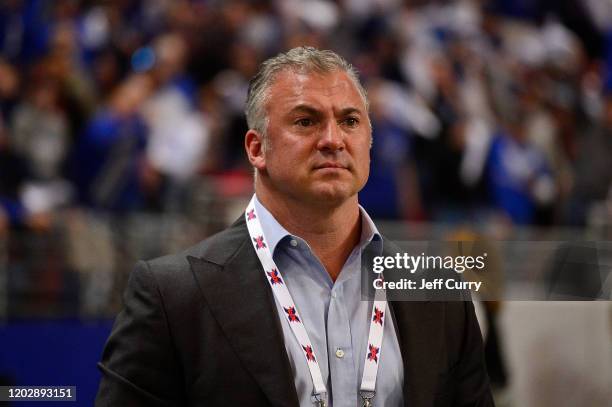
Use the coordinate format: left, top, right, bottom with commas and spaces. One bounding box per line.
245, 46, 369, 137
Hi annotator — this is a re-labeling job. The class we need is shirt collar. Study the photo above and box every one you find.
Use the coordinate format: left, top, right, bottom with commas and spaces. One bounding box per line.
358, 202, 383, 253
253, 195, 292, 256
253, 194, 382, 256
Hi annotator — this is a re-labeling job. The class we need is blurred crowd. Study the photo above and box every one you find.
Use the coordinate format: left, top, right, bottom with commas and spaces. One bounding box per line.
1, 0, 612, 236
2, 3, 611, 403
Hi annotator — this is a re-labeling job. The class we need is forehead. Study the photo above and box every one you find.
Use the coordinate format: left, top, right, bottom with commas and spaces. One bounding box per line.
265, 69, 366, 113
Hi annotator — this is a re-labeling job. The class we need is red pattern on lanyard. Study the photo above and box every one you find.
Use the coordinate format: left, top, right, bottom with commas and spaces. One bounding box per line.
372, 307, 384, 325
302, 345, 317, 362
284, 306, 301, 322
267, 269, 283, 285
367, 344, 380, 363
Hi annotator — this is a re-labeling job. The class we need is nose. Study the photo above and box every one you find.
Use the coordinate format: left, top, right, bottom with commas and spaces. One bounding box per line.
316, 121, 345, 152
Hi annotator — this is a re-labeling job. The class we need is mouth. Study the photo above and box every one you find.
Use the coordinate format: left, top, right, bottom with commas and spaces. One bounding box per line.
313, 162, 349, 170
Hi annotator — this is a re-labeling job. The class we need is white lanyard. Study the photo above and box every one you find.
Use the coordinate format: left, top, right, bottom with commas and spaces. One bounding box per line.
245, 195, 387, 407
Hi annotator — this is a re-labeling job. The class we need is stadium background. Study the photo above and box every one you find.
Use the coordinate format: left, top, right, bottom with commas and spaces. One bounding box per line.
0, 0, 611, 405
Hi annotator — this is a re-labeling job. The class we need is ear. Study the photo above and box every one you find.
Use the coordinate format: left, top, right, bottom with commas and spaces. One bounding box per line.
245, 129, 266, 171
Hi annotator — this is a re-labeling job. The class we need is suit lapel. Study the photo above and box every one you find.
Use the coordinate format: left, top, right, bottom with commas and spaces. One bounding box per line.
390, 300, 446, 407
188, 234, 299, 407
381, 240, 443, 407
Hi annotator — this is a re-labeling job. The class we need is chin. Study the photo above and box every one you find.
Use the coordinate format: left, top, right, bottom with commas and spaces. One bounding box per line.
307, 185, 356, 206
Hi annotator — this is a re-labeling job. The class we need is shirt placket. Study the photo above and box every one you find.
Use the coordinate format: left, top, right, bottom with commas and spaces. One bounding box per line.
326, 279, 359, 407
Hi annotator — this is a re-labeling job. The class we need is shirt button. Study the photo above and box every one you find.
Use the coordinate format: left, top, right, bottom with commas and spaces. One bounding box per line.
335, 348, 345, 358
331, 292, 337, 299
290, 239, 298, 247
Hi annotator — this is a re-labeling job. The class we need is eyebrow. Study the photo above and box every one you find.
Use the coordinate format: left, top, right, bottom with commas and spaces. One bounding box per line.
288, 104, 320, 116
338, 107, 363, 117
288, 104, 365, 117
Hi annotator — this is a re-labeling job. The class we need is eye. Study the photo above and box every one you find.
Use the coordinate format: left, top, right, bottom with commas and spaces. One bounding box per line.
343, 117, 359, 127
296, 118, 314, 127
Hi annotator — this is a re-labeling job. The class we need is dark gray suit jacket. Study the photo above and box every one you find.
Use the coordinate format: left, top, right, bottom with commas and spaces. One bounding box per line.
96, 217, 494, 406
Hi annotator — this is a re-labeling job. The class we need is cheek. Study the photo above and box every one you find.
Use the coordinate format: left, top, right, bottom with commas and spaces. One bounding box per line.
264, 145, 306, 177
354, 143, 371, 167
268, 138, 312, 166
355, 148, 371, 183
359, 157, 370, 180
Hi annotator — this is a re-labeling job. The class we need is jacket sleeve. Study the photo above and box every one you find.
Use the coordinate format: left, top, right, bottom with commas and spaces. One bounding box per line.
452, 300, 496, 407
96, 261, 184, 406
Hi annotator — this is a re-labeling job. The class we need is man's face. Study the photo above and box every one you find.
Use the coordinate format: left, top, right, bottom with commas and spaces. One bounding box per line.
254, 69, 371, 206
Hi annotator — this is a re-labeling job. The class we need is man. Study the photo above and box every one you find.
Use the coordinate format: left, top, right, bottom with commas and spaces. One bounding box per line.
96, 47, 494, 407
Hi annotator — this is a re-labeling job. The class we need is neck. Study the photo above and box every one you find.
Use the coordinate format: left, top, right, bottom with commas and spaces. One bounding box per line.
256, 187, 361, 281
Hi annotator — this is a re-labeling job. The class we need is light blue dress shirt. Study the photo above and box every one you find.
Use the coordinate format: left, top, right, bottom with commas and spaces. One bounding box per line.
254, 196, 404, 407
